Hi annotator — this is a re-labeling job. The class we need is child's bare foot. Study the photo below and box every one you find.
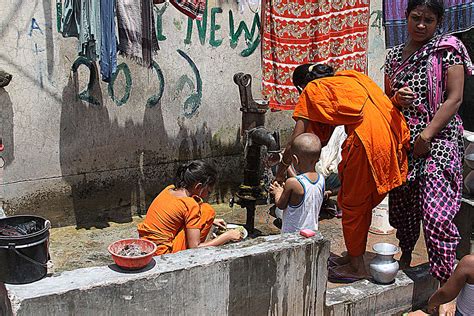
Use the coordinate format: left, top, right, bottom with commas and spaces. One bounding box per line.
438, 299, 456, 316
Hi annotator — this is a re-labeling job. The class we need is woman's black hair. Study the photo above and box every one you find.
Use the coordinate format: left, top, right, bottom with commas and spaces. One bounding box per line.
292, 64, 335, 93
174, 160, 217, 189
406, 0, 444, 21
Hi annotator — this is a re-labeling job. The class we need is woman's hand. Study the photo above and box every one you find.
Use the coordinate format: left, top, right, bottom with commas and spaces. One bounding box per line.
213, 218, 227, 229
393, 86, 415, 108
265, 152, 282, 168
426, 301, 438, 315
275, 163, 288, 183
324, 190, 333, 201
223, 229, 242, 242
413, 132, 431, 158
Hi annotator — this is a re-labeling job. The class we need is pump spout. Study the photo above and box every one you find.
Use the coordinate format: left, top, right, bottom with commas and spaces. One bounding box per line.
243, 127, 280, 187
247, 127, 280, 153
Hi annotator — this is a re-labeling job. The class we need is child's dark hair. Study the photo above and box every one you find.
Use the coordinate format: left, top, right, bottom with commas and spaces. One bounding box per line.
406, 0, 444, 21
292, 64, 335, 93
174, 160, 217, 189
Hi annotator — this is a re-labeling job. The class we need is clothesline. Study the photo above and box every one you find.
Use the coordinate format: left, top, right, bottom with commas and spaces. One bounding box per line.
58, 0, 207, 82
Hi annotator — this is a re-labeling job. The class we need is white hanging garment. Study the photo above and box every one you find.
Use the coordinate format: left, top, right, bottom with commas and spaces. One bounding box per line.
315, 126, 347, 178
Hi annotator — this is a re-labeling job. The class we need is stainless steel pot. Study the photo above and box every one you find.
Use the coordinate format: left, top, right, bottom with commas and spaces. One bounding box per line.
369, 243, 399, 284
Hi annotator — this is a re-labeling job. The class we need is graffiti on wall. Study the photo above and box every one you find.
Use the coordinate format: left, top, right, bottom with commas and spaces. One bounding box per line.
176, 49, 202, 118
29, 18, 43, 36
370, 10, 383, 35
72, 49, 200, 117
28, 18, 46, 89
58, 3, 260, 117
155, 3, 261, 57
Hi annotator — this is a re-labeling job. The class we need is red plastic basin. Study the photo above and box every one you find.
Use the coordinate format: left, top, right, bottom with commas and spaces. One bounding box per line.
108, 238, 157, 270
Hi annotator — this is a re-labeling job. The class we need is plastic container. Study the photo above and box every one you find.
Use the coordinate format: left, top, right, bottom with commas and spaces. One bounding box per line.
0, 215, 50, 284
300, 229, 316, 238
108, 238, 157, 270
369, 207, 395, 235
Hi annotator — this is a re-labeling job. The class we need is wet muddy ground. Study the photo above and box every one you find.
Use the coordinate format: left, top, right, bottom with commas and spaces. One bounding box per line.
49, 202, 429, 288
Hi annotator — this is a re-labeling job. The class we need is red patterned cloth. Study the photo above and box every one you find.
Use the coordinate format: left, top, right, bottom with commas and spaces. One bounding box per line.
170, 0, 206, 20
262, 0, 370, 110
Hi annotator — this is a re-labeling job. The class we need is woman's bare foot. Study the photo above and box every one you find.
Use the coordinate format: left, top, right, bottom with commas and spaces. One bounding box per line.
399, 252, 412, 270
329, 254, 350, 266
328, 255, 371, 283
328, 262, 370, 283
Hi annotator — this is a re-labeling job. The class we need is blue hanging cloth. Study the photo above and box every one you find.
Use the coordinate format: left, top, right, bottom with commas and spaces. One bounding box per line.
100, 0, 117, 82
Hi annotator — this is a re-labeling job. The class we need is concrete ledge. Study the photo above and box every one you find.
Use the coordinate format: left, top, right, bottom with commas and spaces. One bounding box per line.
3, 233, 329, 316
325, 264, 438, 316
325, 272, 413, 316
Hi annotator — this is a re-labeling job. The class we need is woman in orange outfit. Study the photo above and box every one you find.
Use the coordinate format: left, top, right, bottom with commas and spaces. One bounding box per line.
171, 202, 217, 253
276, 64, 410, 282
138, 161, 242, 255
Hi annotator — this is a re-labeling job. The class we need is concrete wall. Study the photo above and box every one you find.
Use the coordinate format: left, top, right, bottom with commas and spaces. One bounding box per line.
0, 0, 386, 227
0, 0, 278, 227
2, 233, 330, 316
367, 0, 386, 87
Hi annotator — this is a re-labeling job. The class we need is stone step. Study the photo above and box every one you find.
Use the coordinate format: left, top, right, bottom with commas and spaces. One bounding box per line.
325, 263, 438, 316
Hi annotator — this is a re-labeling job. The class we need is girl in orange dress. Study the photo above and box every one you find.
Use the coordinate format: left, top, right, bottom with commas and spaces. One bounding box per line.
138, 161, 241, 255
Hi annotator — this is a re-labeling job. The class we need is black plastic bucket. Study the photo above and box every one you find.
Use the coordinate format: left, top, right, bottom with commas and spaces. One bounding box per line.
0, 215, 50, 284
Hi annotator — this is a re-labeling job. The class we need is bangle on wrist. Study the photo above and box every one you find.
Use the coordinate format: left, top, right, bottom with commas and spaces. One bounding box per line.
390, 94, 401, 109
390, 94, 398, 104
420, 131, 432, 143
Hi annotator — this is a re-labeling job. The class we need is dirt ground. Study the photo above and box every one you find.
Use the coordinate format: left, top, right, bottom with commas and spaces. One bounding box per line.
49, 202, 429, 289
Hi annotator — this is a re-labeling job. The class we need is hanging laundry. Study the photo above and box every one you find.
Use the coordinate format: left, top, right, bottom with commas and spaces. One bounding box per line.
261, 0, 370, 110
56, 0, 63, 32
116, 0, 159, 67
62, 0, 101, 60
81, 0, 101, 60
0, 70, 12, 88
383, 0, 474, 48
170, 0, 206, 21
62, 0, 80, 38
100, 0, 117, 82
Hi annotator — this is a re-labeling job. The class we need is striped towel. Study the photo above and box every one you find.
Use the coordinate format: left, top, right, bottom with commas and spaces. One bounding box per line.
116, 0, 159, 67
170, 0, 206, 20
383, 0, 474, 48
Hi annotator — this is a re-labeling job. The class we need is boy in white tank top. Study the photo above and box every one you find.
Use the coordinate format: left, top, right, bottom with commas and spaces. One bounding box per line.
270, 133, 324, 233
426, 254, 474, 315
